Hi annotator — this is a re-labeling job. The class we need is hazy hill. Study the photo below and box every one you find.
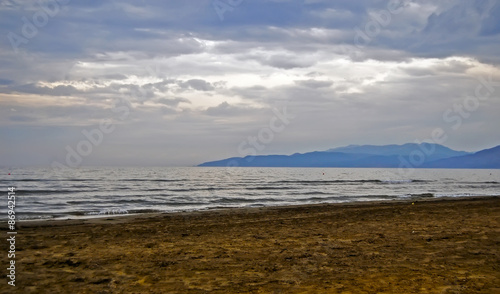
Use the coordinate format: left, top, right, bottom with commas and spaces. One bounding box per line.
423, 145, 500, 169
199, 143, 498, 168
327, 143, 469, 161
200, 152, 397, 168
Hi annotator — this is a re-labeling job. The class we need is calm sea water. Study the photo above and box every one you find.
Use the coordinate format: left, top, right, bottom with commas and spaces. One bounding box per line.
1, 167, 499, 220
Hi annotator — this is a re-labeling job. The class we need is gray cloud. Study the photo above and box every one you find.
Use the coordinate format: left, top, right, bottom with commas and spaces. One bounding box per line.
0, 0, 499, 166
9, 115, 36, 122
0, 78, 13, 85
205, 101, 259, 117
157, 97, 191, 107
179, 79, 215, 91
3, 84, 80, 96
295, 79, 333, 88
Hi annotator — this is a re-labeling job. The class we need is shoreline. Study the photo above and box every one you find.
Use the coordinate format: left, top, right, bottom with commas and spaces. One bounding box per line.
13, 195, 499, 227
6, 196, 500, 293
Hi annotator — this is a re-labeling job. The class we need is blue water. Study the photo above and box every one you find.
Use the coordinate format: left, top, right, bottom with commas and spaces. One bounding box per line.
1, 167, 499, 220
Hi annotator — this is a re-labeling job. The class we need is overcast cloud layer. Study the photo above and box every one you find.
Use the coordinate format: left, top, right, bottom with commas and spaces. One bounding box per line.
1, 0, 499, 167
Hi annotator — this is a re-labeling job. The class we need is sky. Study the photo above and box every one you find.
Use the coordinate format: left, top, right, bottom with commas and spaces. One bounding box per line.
0, 0, 499, 167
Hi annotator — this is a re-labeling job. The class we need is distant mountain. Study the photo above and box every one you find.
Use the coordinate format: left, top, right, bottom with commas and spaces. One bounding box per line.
200, 152, 401, 168
199, 143, 499, 169
327, 143, 469, 161
423, 145, 500, 169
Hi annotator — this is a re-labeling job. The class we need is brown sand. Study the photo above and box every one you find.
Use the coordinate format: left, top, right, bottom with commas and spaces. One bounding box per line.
3, 197, 500, 293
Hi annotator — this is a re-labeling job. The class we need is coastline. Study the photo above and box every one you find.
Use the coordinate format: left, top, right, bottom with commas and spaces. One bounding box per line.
5, 196, 500, 293
15, 195, 498, 227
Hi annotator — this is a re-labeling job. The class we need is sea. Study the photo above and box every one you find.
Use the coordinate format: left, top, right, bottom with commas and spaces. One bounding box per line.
1, 167, 499, 220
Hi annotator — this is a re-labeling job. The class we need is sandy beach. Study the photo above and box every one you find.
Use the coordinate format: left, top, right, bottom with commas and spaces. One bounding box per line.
3, 196, 500, 293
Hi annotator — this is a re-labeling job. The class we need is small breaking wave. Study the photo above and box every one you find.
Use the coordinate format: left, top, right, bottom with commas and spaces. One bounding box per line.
86, 208, 129, 216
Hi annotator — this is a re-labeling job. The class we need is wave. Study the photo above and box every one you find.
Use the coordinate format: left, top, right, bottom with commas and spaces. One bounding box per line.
463, 181, 499, 185
404, 193, 434, 198
0, 178, 99, 182
271, 179, 430, 185
272, 180, 383, 184
119, 179, 189, 182
86, 208, 129, 215
12, 186, 223, 195
289, 191, 332, 195
66, 199, 146, 205
15, 189, 101, 195
165, 187, 223, 192
0, 178, 188, 183
381, 179, 429, 184
246, 186, 296, 190
210, 197, 279, 204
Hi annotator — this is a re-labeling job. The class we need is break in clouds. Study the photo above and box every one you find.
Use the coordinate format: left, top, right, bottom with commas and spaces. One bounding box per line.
0, 0, 499, 166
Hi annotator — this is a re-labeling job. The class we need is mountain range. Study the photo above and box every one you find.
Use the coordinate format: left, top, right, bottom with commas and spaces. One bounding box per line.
198, 143, 500, 169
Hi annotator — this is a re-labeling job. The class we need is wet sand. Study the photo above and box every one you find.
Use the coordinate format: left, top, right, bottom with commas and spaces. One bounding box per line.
4, 196, 500, 293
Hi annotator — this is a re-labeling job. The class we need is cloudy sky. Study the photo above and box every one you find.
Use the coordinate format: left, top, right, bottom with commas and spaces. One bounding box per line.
1, 0, 499, 167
